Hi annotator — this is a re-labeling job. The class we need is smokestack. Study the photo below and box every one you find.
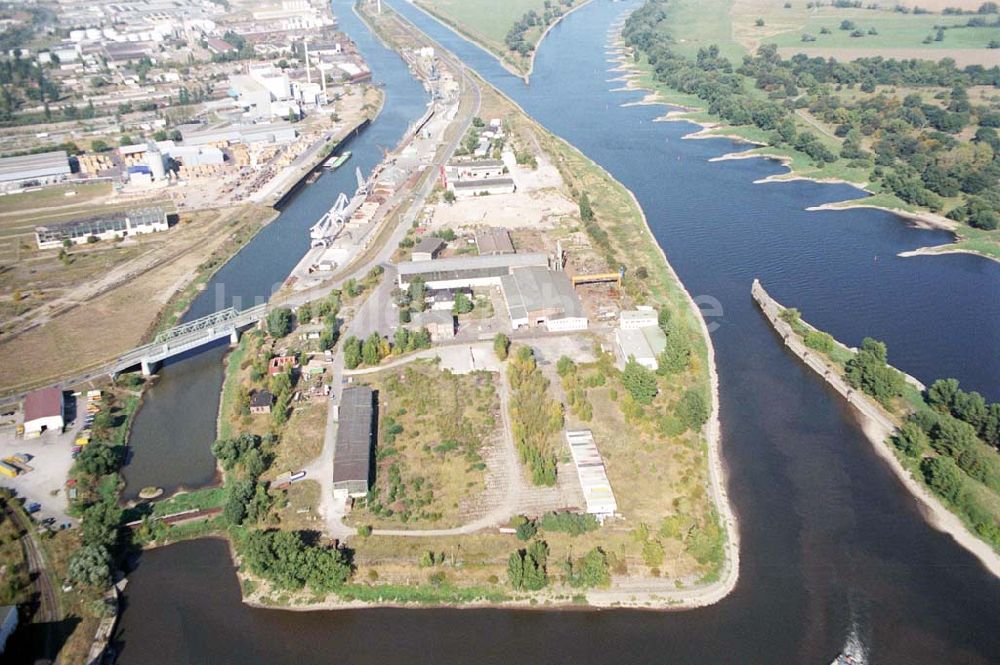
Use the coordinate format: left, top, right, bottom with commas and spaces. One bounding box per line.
304, 39, 311, 85
320, 64, 328, 100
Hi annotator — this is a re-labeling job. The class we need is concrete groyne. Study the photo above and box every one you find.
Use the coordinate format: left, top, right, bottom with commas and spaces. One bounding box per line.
751, 278, 1000, 578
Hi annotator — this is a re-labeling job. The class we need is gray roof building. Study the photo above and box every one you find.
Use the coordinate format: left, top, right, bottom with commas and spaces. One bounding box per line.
411, 236, 445, 261
475, 227, 514, 255
500, 266, 585, 329
333, 386, 375, 498
34, 207, 167, 249
396, 252, 548, 288
0, 150, 70, 183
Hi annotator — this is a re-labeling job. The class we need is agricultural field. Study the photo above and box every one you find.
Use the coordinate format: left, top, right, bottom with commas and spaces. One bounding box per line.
0, 202, 275, 394
348, 361, 502, 529
653, 0, 1000, 66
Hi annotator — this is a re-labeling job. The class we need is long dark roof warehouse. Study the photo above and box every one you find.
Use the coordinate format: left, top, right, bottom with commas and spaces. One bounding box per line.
332, 386, 376, 499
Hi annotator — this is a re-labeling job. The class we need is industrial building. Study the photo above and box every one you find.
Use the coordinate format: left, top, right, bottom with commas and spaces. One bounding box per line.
565, 430, 617, 522
411, 236, 445, 262
619, 308, 659, 330
397, 252, 548, 289
34, 207, 168, 249
23, 387, 64, 437
182, 123, 297, 147
616, 325, 667, 370
500, 266, 588, 332
475, 227, 515, 255
332, 386, 376, 499
407, 310, 455, 342
451, 177, 515, 198
0, 150, 71, 185
448, 159, 506, 181
397, 253, 587, 331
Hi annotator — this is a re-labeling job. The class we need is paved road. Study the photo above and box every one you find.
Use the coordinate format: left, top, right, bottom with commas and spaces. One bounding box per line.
302, 15, 484, 540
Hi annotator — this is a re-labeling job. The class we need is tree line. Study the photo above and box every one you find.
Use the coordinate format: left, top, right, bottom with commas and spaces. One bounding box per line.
623, 0, 1000, 230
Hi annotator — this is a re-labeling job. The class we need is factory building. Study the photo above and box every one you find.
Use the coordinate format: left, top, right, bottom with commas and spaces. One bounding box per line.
448, 159, 506, 181
451, 177, 516, 198
475, 227, 515, 255
396, 253, 587, 332
615, 325, 667, 371
396, 252, 548, 290
565, 430, 617, 522
500, 266, 587, 332
332, 386, 376, 500
182, 123, 297, 147
619, 308, 659, 330
34, 207, 168, 249
0, 150, 71, 186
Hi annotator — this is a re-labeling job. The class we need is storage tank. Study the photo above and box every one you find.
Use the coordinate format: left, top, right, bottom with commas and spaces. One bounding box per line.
145, 144, 166, 181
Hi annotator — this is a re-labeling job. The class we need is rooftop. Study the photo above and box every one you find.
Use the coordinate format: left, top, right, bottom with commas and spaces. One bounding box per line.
453, 176, 514, 190
250, 390, 274, 408
475, 227, 514, 255
449, 159, 504, 168
397, 252, 547, 277
410, 310, 454, 327
35, 207, 166, 242
0, 150, 70, 182
412, 236, 445, 255
333, 386, 375, 486
500, 266, 585, 322
565, 430, 617, 517
617, 326, 667, 361
24, 387, 63, 422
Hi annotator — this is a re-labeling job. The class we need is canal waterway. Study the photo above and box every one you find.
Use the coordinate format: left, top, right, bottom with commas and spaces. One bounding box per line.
115, 1, 1000, 663
120, 1, 431, 499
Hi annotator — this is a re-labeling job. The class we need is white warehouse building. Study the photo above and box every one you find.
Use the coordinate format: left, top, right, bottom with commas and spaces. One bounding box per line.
565, 429, 617, 522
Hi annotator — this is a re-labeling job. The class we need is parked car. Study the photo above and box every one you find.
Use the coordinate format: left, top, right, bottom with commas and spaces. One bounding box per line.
27, 503, 41, 513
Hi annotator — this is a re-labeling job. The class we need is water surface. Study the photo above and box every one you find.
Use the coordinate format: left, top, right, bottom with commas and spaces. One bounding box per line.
115, 1, 1000, 662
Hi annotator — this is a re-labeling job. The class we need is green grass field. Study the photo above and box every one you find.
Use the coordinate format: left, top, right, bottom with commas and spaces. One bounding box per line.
765, 14, 999, 50
414, 0, 581, 73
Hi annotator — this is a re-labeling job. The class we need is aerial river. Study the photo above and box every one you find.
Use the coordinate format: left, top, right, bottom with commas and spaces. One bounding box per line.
115, 0, 1000, 662
120, 1, 430, 499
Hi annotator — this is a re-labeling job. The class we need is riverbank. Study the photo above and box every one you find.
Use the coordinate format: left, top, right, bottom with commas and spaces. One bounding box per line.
610, 41, 1000, 265
752, 279, 1000, 579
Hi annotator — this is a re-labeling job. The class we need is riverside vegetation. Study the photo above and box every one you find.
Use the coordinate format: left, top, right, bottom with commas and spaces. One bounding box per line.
623, 0, 1000, 259
779, 306, 1000, 551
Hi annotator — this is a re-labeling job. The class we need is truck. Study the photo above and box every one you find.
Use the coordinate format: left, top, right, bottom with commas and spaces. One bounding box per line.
0, 461, 17, 478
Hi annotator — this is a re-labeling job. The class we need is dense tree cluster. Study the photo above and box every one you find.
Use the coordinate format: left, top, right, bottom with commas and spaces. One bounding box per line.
238, 529, 352, 593
508, 540, 549, 591
844, 337, 906, 406
623, 0, 1000, 228
563, 547, 611, 588
926, 378, 1000, 448
508, 346, 563, 485
212, 433, 274, 527
538, 511, 599, 536
504, 0, 575, 57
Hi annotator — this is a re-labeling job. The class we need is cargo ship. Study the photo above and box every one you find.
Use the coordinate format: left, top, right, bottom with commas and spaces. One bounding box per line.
325, 151, 352, 170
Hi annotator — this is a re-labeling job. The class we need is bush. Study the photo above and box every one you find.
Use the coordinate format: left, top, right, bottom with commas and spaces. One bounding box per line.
538, 511, 598, 536
622, 359, 658, 405
676, 390, 709, 431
